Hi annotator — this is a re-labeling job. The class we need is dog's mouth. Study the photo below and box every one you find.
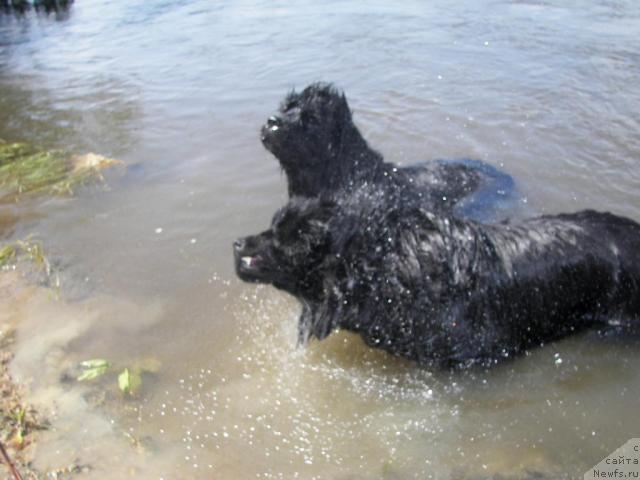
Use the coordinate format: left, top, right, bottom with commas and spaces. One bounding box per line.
260, 126, 274, 143
261, 128, 280, 153
240, 254, 263, 270
235, 250, 272, 283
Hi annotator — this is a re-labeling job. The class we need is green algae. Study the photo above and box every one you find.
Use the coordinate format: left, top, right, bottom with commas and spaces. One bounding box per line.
0, 140, 121, 202
0, 237, 49, 273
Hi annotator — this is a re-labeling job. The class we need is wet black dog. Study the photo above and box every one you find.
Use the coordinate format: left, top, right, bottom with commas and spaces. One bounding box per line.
235, 188, 640, 367
261, 82, 514, 219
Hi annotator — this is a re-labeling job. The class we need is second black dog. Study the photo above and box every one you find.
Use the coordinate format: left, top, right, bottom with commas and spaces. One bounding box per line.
235, 188, 640, 367
261, 83, 514, 219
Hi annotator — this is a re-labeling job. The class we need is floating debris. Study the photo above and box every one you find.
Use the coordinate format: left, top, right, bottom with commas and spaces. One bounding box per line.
75, 356, 162, 397
77, 359, 111, 382
118, 368, 142, 396
0, 236, 48, 268
0, 140, 123, 202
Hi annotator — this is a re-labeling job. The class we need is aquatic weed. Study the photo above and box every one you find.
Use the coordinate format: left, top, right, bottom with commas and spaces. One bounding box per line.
0, 236, 49, 272
77, 356, 161, 397
0, 140, 122, 202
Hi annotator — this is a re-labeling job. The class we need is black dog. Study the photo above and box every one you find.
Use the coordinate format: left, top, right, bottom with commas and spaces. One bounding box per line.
235, 188, 640, 367
261, 83, 514, 219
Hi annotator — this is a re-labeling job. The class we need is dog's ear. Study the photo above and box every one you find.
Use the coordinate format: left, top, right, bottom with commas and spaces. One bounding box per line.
298, 303, 313, 345
298, 298, 338, 343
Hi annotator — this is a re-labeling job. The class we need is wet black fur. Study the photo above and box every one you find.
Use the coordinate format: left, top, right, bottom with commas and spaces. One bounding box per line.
261, 82, 488, 211
235, 188, 640, 367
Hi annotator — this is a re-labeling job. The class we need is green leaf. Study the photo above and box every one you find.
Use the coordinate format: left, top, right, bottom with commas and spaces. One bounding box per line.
80, 358, 109, 369
14, 429, 24, 447
14, 408, 25, 425
77, 359, 110, 381
118, 368, 141, 395
0, 244, 16, 266
77, 367, 108, 381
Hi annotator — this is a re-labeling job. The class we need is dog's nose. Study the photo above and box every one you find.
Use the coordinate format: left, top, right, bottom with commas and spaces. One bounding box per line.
233, 238, 245, 251
266, 116, 281, 128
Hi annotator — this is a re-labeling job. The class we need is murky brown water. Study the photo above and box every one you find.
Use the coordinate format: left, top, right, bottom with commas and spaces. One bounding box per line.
1, 1, 640, 478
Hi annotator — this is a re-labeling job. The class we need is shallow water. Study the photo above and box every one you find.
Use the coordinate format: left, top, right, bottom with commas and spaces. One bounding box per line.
1, 1, 640, 478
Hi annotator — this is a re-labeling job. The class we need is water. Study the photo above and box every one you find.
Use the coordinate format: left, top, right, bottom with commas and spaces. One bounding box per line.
1, 1, 640, 478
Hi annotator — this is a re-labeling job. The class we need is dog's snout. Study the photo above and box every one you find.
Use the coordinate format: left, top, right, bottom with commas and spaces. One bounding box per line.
267, 116, 281, 128
233, 238, 246, 251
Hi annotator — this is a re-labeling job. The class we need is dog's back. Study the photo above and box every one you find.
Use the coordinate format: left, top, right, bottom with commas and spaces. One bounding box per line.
334, 204, 640, 365
571, 210, 640, 320
482, 210, 640, 340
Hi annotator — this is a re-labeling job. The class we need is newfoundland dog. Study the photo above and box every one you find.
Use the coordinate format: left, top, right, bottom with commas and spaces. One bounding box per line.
261, 82, 514, 220
235, 187, 640, 367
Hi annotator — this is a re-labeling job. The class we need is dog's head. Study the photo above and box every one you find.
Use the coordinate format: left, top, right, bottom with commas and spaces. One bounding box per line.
234, 199, 335, 299
261, 83, 353, 194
